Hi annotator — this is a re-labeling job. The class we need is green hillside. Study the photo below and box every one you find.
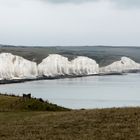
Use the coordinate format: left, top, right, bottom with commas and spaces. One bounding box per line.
0, 94, 69, 112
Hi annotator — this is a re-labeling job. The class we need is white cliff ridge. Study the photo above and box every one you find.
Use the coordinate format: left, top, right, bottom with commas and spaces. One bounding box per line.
70, 56, 99, 75
38, 54, 70, 77
38, 54, 99, 77
100, 57, 140, 74
0, 53, 38, 80
0, 53, 140, 81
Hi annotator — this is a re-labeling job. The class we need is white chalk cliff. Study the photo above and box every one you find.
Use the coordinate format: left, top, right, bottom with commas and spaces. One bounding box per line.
70, 56, 99, 75
0, 53, 140, 81
0, 53, 38, 80
100, 57, 140, 74
38, 54, 70, 77
38, 54, 99, 77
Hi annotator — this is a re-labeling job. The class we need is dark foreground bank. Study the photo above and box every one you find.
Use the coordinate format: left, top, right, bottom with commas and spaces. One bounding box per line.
0, 93, 69, 111
0, 94, 140, 140
1, 108, 140, 140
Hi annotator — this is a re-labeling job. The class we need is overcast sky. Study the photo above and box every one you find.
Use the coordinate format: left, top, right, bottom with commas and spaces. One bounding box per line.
0, 0, 140, 46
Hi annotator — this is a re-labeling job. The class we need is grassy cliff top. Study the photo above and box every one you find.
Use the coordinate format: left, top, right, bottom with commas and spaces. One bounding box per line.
0, 94, 70, 112
0, 107, 140, 140
1, 93, 140, 140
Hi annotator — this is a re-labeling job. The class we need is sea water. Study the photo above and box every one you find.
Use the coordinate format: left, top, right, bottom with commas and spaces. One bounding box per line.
0, 74, 140, 109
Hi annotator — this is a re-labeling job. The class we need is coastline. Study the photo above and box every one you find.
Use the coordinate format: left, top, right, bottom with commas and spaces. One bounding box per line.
0, 72, 124, 85
0, 45, 140, 84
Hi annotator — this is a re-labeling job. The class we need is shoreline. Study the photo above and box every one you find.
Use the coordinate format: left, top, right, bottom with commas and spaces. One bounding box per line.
0, 72, 124, 84
1, 70, 140, 85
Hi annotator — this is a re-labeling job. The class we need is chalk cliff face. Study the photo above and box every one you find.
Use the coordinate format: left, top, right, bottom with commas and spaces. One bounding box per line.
0, 53, 140, 81
70, 56, 99, 75
38, 54, 99, 77
100, 57, 140, 74
0, 53, 38, 80
38, 54, 70, 77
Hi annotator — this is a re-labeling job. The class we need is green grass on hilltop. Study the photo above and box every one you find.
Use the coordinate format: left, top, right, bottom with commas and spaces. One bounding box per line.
0, 94, 69, 112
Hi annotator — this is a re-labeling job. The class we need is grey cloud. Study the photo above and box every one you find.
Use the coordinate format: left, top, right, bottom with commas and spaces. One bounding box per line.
44, 0, 98, 4
111, 0, 140, 8
43, 0, 140, 8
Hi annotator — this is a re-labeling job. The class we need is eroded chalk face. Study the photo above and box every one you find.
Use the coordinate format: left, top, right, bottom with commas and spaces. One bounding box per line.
0, 53, 38, 80
38, 54, 99, 77
0, 52, 140, 80
99, 57, 140, 74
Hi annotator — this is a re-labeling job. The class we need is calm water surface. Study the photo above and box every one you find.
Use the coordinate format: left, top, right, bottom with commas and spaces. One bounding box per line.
0, 74, 140, 109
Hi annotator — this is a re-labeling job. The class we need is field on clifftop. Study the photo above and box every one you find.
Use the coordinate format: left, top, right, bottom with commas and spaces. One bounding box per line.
0, 94, 140, 140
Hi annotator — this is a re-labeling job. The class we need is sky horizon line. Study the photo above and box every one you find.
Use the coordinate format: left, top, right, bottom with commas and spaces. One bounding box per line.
0, 43, 140, 48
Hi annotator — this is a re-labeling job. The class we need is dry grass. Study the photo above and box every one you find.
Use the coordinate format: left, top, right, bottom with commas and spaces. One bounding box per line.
0, 108, 140, 140
1, 94, 140, 140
